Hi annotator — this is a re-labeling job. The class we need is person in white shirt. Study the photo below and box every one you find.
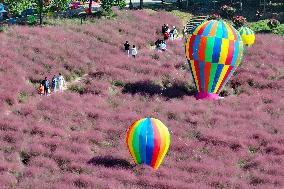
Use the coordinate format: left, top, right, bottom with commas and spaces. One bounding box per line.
57, 73, 65, 92
131, 45, 137, 58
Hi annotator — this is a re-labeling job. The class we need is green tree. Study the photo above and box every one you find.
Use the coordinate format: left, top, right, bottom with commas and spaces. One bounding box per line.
48, 0, 71, 12
5, 0, 35, 15
101, 0, 114, 13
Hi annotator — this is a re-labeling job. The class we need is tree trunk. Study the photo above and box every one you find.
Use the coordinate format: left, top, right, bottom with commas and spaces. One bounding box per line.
89, 0, 93, 14
140, 0, 143, 9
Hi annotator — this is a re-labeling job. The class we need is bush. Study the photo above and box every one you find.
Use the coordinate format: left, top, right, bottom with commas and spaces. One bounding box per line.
232, 16, 246, 29
220, 5, 236, 18
18, 91, 29, 103
68, 84, 86, 94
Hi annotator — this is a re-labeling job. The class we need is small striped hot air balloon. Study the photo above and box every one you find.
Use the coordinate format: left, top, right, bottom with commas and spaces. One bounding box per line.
239, 27, 255, 47
126, 118, 170, 170
185, 20, 244, 100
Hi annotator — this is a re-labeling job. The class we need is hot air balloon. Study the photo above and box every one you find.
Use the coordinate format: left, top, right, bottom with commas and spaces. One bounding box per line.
185, 20, 244, 100
239, 27, 255, 47
126, 118, 170, 170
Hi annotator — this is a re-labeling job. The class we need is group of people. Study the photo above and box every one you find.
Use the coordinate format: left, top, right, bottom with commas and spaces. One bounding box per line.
39, 73, 66, 96
162, 24, 178, 41
124, 41, 138, 58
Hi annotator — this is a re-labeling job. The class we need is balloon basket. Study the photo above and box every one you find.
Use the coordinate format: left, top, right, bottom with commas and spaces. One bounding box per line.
195, 92, 223, 100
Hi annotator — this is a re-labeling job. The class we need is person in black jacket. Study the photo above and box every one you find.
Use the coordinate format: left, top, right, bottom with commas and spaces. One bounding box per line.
124, 41, 130, 56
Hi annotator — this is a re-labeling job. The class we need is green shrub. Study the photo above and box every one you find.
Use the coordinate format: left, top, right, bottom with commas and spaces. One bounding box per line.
248, 20, 284, 35
111, 80, 126, 87
68, 84, 86, 94
18, 91, 29, 103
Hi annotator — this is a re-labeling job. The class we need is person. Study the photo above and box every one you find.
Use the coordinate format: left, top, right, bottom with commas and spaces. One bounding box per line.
39, 84, 44, 96
160, 41, 167, 51
131, 45, 137, 58
165, 24, 169, 33
170, 26, 178, 40
42, 77, 50, 96
57, 73, 65, 92
162, 24, 167, 34
124, 41, 130, 56
164, 32, 169, 40
52, 75, 57, 92
155, 39, 161, 49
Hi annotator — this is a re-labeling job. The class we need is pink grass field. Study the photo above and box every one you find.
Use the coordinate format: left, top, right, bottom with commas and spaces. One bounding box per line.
0, 10, 284, 189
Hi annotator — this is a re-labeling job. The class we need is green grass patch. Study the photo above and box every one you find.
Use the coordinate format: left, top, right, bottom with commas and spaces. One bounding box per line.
170, 10, 193, 25
18, 91, 29, 103
248, 20, 284, 35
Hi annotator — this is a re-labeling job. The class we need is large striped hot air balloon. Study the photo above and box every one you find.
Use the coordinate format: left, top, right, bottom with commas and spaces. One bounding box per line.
185, 20, 244, 100
239, 27, 255, 47
126, 118, 170, 170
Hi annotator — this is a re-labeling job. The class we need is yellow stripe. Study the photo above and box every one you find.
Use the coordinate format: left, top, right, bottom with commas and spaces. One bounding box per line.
214, 65, 230, 93
153, 119, 170, 169
127, 119, 143, 164
190, 60, 200, 92
218, 38, 229, 64
186, 34, 192, 60
193, 21, 207, 35
224, 22, 234, 40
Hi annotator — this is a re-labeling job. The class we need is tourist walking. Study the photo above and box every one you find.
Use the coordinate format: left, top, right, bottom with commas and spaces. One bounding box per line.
57, 73, 65, 92
52, 75, 57, 92
42, 77, 50, 96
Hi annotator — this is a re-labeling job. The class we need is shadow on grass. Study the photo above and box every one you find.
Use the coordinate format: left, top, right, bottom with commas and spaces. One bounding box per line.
122, 80, 196, 99
88, 156, 134, 169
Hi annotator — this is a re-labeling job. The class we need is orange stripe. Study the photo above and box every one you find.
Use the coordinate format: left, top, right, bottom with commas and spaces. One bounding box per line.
208, 21, 218, 36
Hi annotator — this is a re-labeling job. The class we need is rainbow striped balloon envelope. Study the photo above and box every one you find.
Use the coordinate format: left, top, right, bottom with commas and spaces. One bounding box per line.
239, 27, 255, 47
126, 118, 170, 170
186, 20, 244, 100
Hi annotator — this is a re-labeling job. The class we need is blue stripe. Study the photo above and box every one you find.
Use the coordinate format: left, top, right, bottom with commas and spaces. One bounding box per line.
139, 119, 147, 164
212, 37, 222, 63
219, 66, 237, 94
145, 118, 154, 165
221, 21, 228, 39
187, 60, 198, 90
193, 35, 201, 60
211, 64, 224, 93
231, 40, 239, 66
245, 28, 249, 35
203, 21, 214, 36
199, 62, 205, 92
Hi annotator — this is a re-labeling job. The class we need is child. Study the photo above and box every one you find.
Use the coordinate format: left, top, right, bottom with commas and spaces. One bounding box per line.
39, 84, 44, 96
131, 45, 137, 58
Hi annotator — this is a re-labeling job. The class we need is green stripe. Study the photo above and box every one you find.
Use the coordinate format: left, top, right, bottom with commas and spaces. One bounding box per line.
205, 36, 214, 62
132, 121, 143, 164
208, 63, 218, 92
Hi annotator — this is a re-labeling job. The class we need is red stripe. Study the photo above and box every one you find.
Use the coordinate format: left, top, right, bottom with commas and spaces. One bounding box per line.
194, 60, 202, 92
198, 36, 207, 62
216, 66, 233, 93
197, 21, 211, 35
204, 62, 211, 92
225, 40, 234, 65
150, 120, 161, 167
188, 35, 196, 59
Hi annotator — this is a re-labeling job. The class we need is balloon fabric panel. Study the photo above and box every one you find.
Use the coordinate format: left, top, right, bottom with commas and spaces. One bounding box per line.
150, 119, 161, 168
127, 119, 142, 164
204, 62, 211, 92
187, 60, 198, 90
153, 119, 170, 169
216, 65, 234, 93
219, 38, 230, 64
145, 119, 154, 165
212, 37, 222, 63
208, 63, 218, 92
132, 121, 143, 163
199, 62, 205, 92
139, 119, 147, 164
214, 65, 230, 93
